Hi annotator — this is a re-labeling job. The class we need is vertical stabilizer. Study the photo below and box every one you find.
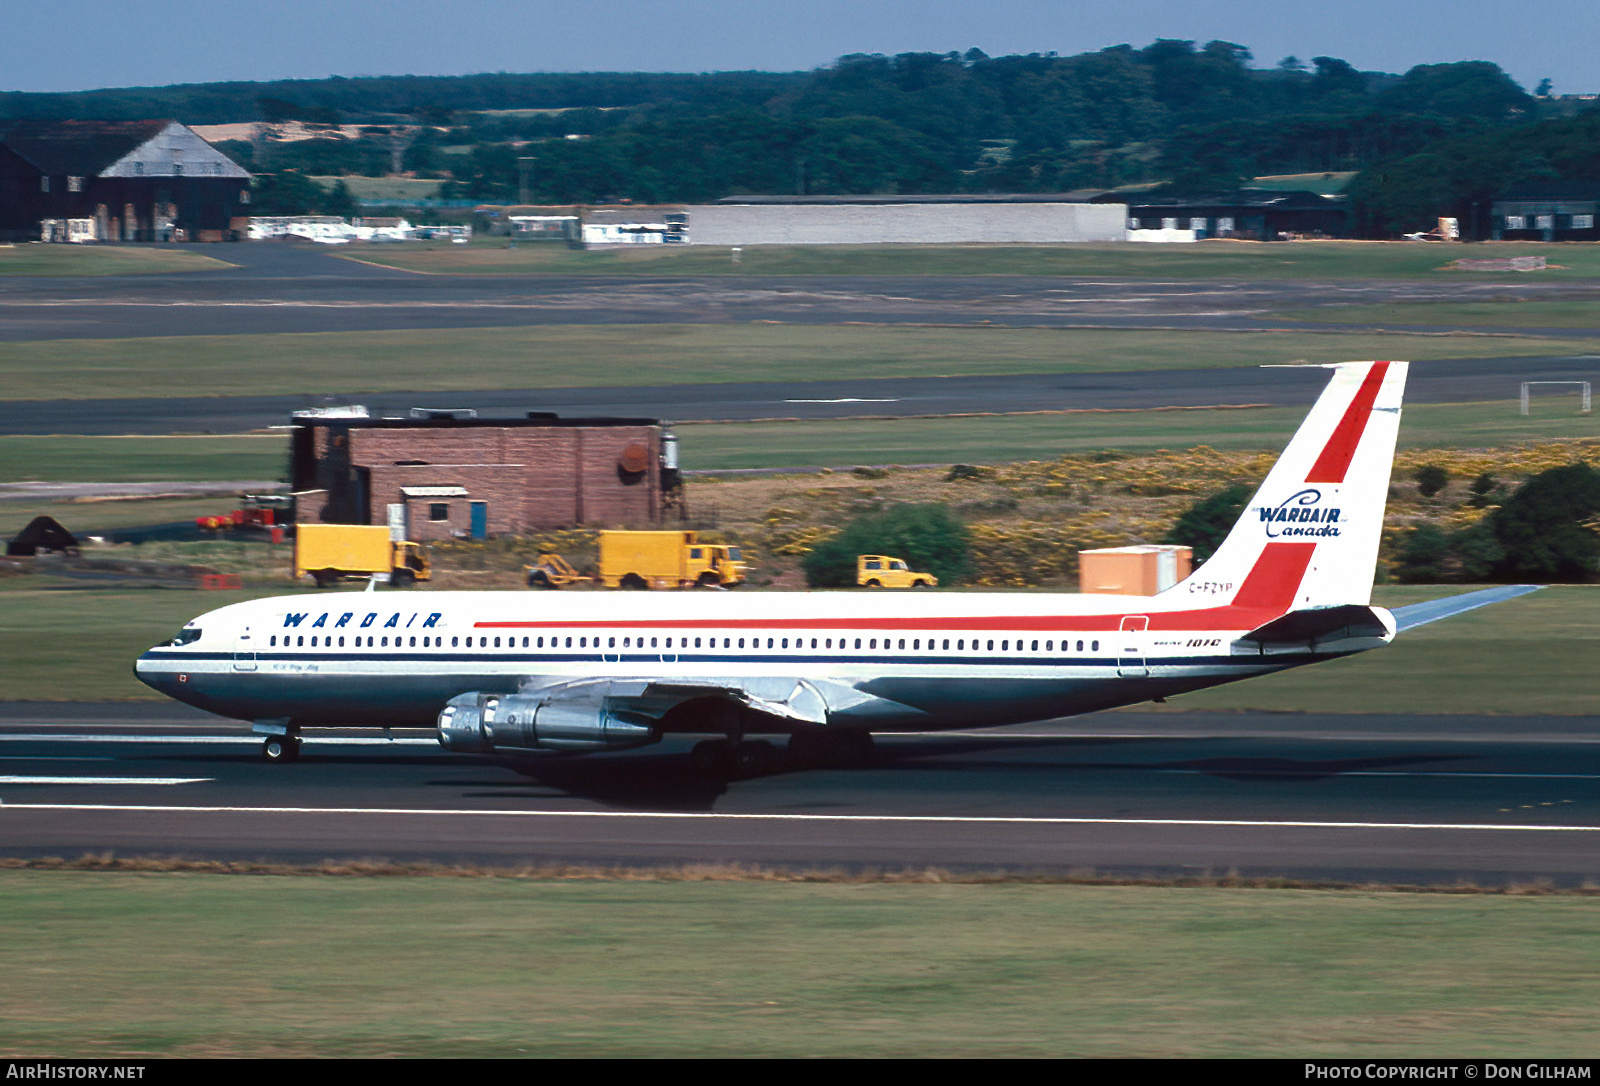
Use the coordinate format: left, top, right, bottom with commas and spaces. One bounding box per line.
1165, 361, 1408, 611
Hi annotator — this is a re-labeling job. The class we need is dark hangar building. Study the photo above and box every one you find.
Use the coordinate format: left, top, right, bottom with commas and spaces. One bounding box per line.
0, 119, 251, 242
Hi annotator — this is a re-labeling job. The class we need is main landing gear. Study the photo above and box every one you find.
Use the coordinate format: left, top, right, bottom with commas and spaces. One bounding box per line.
690, 728, 877, 779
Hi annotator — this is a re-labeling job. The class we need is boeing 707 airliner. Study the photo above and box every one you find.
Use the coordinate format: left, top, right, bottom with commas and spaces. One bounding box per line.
137, 360, 1519, 773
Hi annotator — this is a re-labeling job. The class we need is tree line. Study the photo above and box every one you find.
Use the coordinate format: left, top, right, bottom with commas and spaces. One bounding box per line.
6, 43, 1593, 230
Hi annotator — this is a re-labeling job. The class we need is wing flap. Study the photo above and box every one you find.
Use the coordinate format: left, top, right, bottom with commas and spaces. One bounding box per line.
517, 675, 919, 727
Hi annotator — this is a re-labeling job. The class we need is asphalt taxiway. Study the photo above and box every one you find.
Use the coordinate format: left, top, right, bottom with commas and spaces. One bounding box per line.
4, 355, 1599, 437
4, 244, 1597, 435
5, 243, 1600, 341
3, 703, 1595, 886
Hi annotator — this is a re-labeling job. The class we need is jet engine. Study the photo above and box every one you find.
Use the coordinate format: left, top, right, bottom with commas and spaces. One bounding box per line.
437, 688, 657, 753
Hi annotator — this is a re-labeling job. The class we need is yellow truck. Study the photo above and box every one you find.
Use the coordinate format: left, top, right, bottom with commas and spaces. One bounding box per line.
857, 555, 937, 588
598, 530, 746, 589
294, 524, 431, 588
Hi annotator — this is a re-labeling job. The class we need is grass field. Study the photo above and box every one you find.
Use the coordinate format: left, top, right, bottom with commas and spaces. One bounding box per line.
0, 434, 285, 482
0, 245, 232, 276
1158, 585, 1598, 715
676, 401, 1600, 470
1279, 300, 1600, 330
1245, 171, 1358, 194
3, 400, 1594, 486
309, 175, 444, 201
0, 496, 276, 538
1, 873, 1595, 1057
339, 239, 1600, 280
4, 323, 1599, 403
0, 582, 1591, 711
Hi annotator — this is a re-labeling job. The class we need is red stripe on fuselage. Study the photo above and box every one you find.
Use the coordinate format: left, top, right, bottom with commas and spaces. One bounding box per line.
1305, 361, 1389, 483
473, 545, 1316, 636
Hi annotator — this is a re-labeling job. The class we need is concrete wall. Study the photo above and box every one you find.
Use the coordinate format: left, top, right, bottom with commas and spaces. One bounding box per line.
684, 202, 1127, 245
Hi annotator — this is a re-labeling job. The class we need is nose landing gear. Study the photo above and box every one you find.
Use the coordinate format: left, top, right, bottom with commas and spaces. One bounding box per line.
254, 721, 302, 763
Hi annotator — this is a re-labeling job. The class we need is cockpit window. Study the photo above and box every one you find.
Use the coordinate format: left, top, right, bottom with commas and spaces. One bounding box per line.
169, 627, 201, 646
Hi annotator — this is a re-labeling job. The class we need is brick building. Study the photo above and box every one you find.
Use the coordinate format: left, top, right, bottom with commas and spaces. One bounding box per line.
288, 410, 677, 541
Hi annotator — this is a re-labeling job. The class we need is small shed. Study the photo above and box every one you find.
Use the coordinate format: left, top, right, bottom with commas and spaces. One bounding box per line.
6, 515, 80, 556
1079, 545, 1192, 596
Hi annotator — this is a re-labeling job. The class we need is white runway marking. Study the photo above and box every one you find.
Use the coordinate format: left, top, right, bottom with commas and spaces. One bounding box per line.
1, 803, 1594, 833
783, 397, 899, 404
0, 777, 213, 786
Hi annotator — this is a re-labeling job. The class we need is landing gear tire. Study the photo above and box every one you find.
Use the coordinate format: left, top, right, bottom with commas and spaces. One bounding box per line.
691, 739, 732, 777
732, 739, 778, 777
834, 728, 876, 765
692, 738, 778, 779
787, 729, 829, 769
789, 728, 874, 768
261, 735, 301, 763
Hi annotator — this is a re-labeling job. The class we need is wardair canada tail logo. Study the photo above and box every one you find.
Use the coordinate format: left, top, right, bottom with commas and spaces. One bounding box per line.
1258, 488, 1342, 539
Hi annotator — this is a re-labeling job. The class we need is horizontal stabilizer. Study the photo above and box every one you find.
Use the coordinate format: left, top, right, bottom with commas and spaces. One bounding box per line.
1242, 604, 1390, 645
1391, 585, 1544, 632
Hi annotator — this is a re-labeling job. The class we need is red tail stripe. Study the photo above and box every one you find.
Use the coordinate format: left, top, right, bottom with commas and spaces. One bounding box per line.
1305, 361, 1389, 483
1231, 541, 1316, 611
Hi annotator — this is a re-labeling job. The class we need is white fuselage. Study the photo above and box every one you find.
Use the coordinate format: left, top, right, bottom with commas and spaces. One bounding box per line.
134, 586, 1390, 734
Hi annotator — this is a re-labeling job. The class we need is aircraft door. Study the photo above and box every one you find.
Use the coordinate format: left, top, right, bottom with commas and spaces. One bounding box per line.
1117, 615, 1148, 678
233, 626, 258, 672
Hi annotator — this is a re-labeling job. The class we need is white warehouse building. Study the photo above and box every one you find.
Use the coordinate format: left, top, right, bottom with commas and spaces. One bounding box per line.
682, 194, 1127, 245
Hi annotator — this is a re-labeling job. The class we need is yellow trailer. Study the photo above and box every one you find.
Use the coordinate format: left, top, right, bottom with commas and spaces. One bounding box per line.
524, 552, 590, 588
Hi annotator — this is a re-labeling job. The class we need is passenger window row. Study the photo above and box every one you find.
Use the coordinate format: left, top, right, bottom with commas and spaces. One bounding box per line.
264, 633, 1104, 653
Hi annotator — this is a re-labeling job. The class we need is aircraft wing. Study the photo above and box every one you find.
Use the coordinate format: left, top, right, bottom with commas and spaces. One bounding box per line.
1389, 584, 1544, 632
516, 675, 927, 728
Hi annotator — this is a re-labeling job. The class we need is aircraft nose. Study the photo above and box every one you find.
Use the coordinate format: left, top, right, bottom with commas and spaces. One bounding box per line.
133, 648, 176, 695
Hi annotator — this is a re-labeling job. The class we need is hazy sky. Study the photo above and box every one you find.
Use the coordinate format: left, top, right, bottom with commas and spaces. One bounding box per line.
5, 0, 1597, 96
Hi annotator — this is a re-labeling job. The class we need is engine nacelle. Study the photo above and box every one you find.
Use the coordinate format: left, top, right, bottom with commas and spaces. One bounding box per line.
437, 689, 656, 753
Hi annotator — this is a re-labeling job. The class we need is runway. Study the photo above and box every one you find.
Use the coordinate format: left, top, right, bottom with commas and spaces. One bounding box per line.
4, 243, 1600, 343
4, 244, 1597, 435
3, 703, 1596, 886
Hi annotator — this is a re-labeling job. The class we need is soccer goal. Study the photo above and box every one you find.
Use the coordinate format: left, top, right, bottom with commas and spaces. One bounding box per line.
1520, 381, 1592, 415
